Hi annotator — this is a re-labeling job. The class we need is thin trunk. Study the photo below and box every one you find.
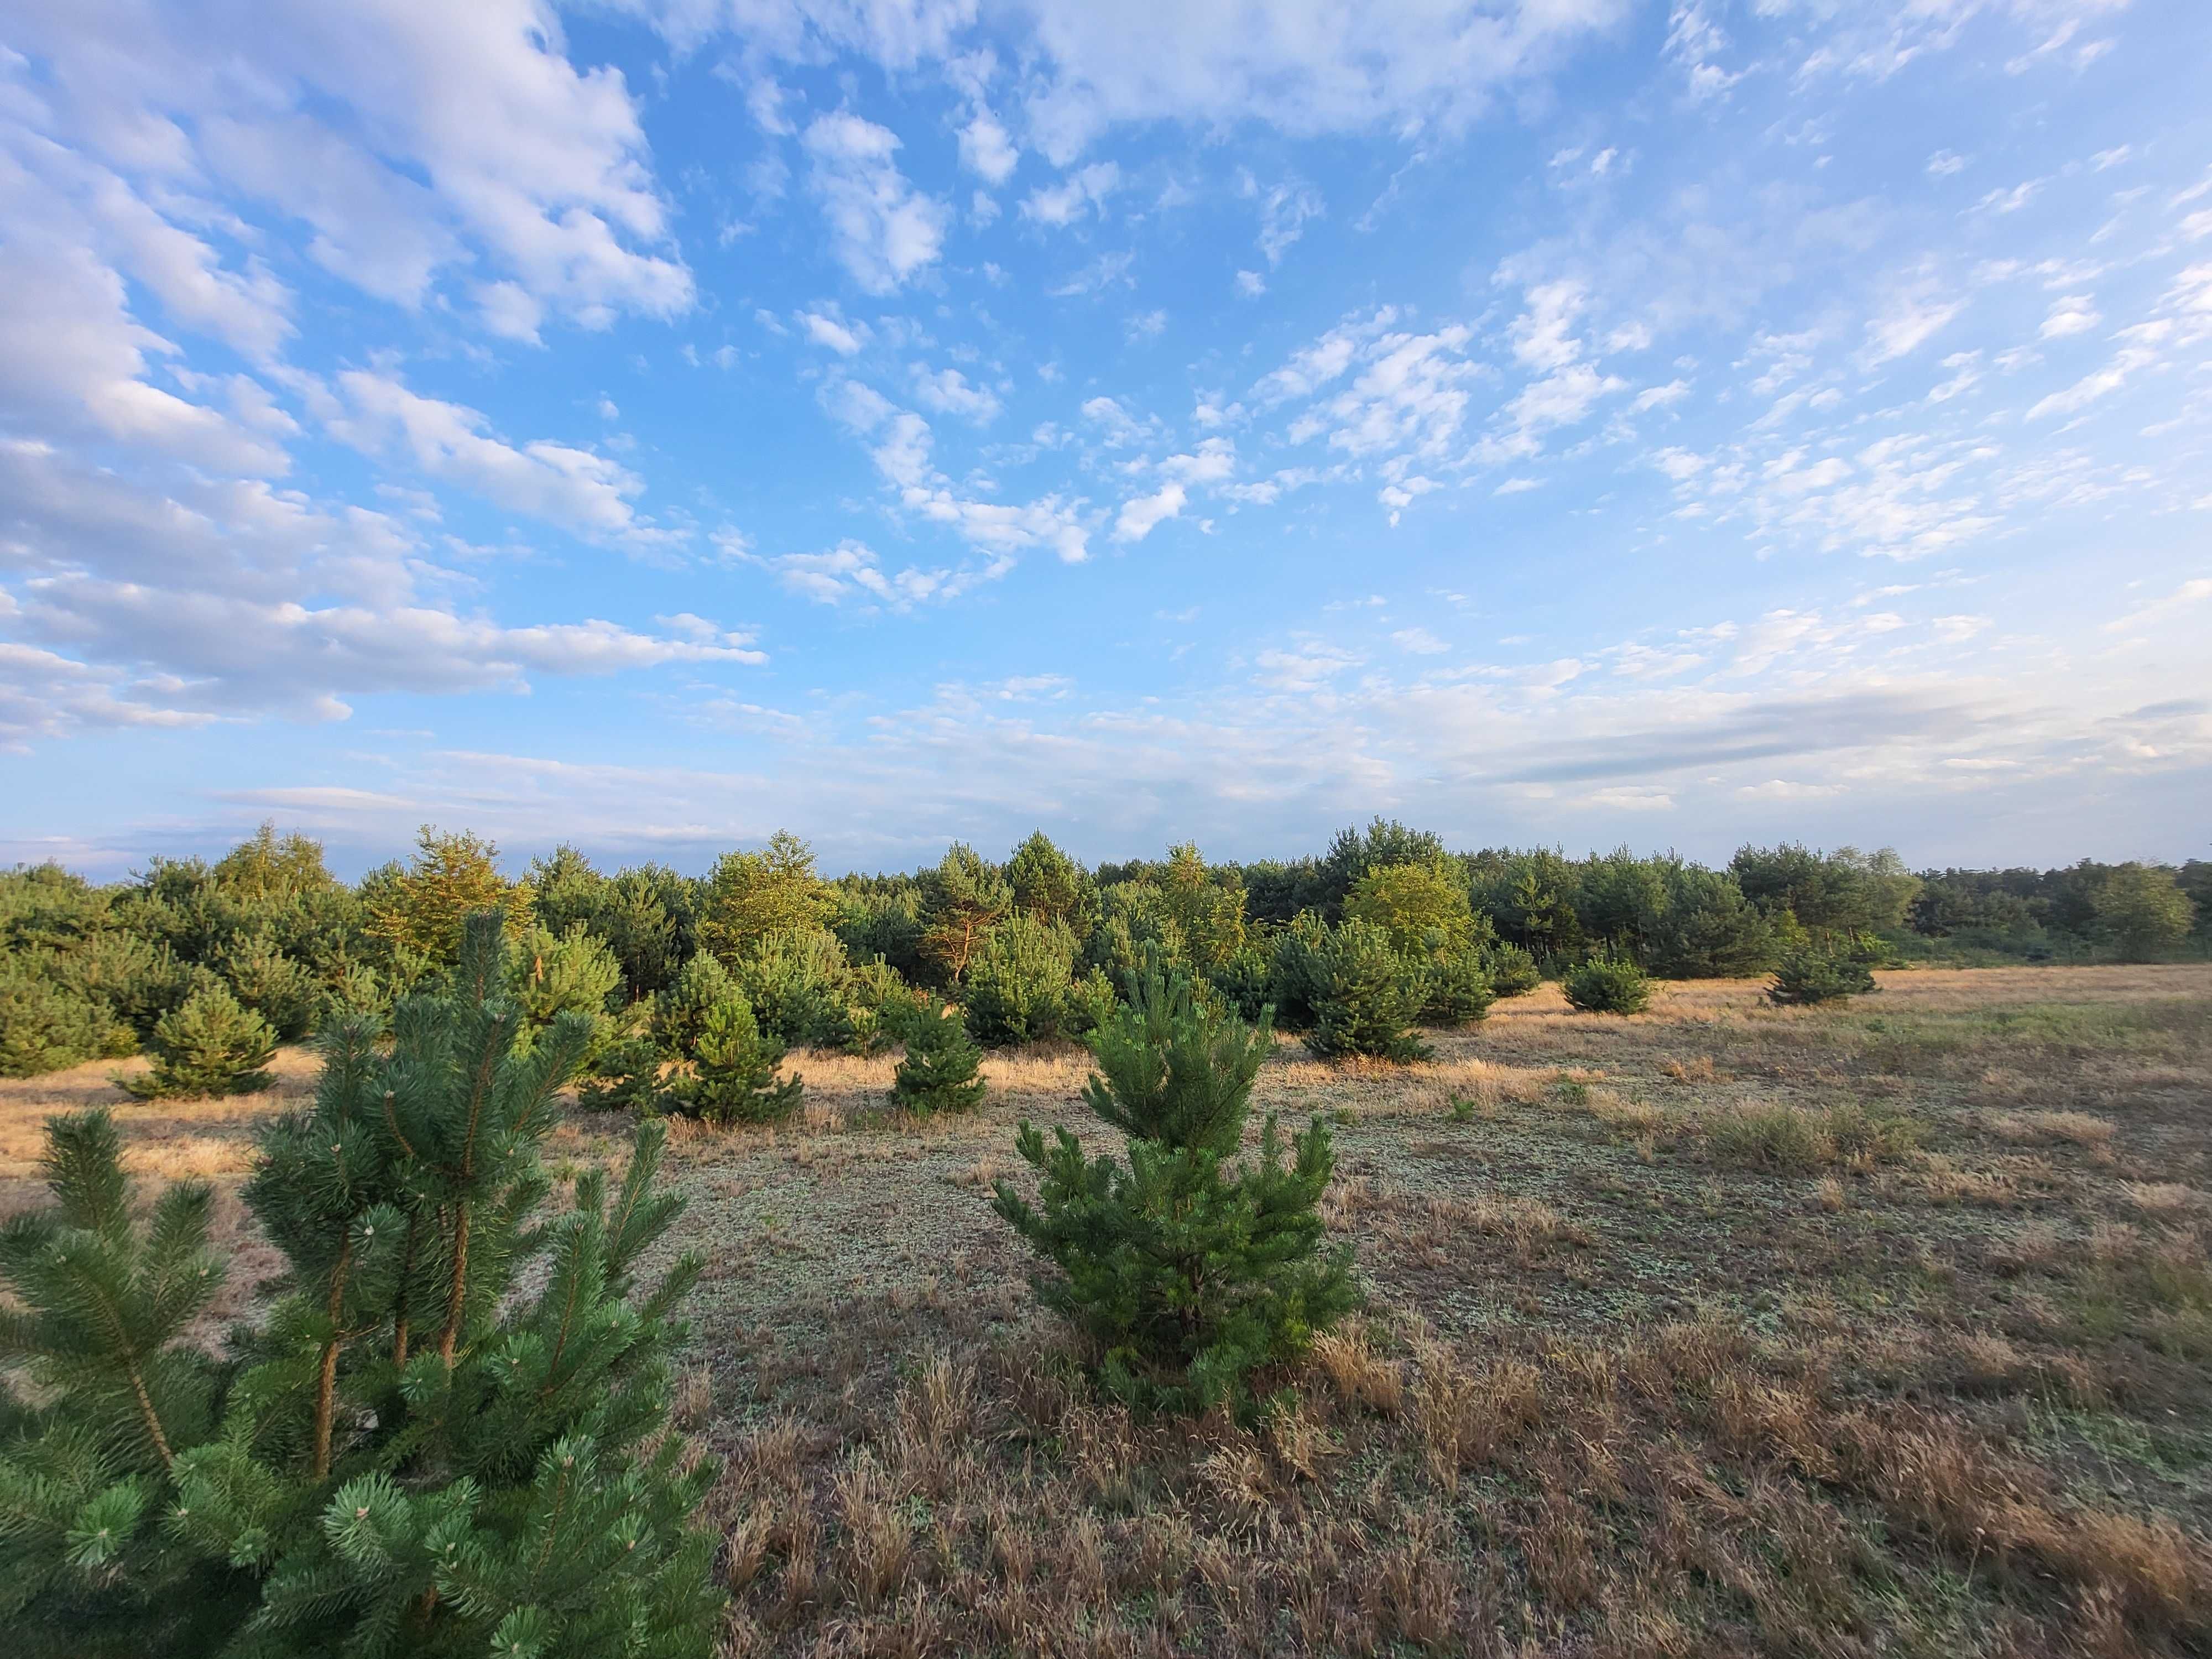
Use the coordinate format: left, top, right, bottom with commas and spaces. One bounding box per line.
392, 1213, 421, 1368
312, 1237, 353, 1479
437, 1202, 471, 1365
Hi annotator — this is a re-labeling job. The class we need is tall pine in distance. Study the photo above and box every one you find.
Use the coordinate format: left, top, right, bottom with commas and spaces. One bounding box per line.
0, 912, 722, 1658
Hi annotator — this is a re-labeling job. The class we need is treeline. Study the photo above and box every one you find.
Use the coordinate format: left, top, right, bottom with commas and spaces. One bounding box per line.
2, 820, 2203, 1086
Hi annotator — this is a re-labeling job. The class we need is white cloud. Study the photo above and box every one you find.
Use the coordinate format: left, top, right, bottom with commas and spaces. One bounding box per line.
1021, 161, 1120, 226
1234, 269, 1267, 297
324, 371, 649, 538
1255, 179, 1324, 265
910, 364, 1002, 423
957, 110, 1019, 184
1392, 627, 1447, 654
1114, 483, 1187, 542
799, 307, 872, 354
2039, 294, 2100, 339
802, 112, 948, 293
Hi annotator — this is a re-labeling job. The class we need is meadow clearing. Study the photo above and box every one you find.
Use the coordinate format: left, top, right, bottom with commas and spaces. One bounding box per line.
6, 963, 2209, 1657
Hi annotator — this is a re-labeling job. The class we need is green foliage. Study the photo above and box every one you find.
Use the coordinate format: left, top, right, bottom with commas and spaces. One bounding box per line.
963, 913, 1079, 1046
891, 1007, 988, 1116
1418, 942, 1496, 1027
1006, 831, 1098, 934
653, 950, 737, 1062
120, 985, 276, 1098
0, 968, 134, 1077
993, 967, 1354, 1414
1318, 818, 1448, 915
214, 927, 320, 1041
1467, 847, 1587, 965
919, 843, 1011, 985
2094, 863, 2195, 962
0, 915, 722, 1658
1481, 942, 1542, 998
1767, 948, 1877, 1006
830, 886, 926, 983
578, 1034, 666, 1113
1731, 842, 1919, 943
1563, 954, 1652, 1015
510, 921, 625, 1063
729, 928, 853, 1050
698, 831, 831, 962
364, 826, 527, 965
1343, 861, 1479, 953
1642, 861, 1776, 978
667, 993, 802, 1125
1203, 945, 1274, 1024
1276, 917, 1431, 1062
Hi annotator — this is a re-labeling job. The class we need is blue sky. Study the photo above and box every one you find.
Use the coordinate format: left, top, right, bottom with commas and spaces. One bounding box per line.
3, 0, 2208, 878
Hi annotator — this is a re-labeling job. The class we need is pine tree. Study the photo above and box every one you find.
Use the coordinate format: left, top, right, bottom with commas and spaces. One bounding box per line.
891, 1007, 987, 1116
1277, 919, 1431, 1062
993, 964, 1355, 1414
651, 950, 735, 1062
118, 983, 277, 1098
0, 913, 724, 1658
667, 993, 802, 1125
919, 843, 1010, 985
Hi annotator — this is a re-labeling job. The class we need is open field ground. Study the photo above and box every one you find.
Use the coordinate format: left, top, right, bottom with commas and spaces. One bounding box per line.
6, 964, 2211, 1656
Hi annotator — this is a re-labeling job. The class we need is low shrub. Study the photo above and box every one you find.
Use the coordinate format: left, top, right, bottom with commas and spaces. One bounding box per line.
0, 968, 133, 1077
993, 966, 1356, 1413
118, 984, 275, 1098
1277, 917, 1431, 1062
1481, 942, 1543, 999
1563, 954, 1651, 1015
1768, 948, 1878, 1006
1419, 943, 1496, 1027
893, 1006, 988, 1115
666, 992, 802, 1124
732, 928, 853, 1049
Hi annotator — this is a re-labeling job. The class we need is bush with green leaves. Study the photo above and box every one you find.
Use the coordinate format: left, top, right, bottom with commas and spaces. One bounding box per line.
1480, 942, 1542, 998
1418, 942, 1496, 1027
119, 983, 276, 1098
0, 968, 134, 1077
891, 1006, 988, 1116
667, 992, 802, 1125
1767, 948, 1877, 1006
993, 966, 1355, 1414
0, 914, 722, 1658
1563, 954, 1652, 1015
653, 950, 737, 1061
213, 927, 320, 1041
1275, 916, 1431, 1061
731, 927, 853, 1050
963, 913, 1079, 1046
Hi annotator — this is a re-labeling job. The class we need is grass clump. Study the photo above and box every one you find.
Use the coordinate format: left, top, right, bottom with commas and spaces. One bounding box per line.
1706, 1100, 1921, 1172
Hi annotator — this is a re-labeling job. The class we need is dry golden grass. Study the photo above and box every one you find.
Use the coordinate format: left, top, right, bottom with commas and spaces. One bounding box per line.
8, 961, 2210, 1655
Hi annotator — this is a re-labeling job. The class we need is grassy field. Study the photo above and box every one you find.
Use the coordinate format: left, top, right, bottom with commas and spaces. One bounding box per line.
6, 964, 2210, 1656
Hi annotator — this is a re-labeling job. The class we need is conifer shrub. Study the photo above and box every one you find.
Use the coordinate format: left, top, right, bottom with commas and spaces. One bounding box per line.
1280, 918, 1432, 1061
0, 971, 133, 1077
1420, 942, 1497, 1027
891, 1006, 988, 1116
214, 926, 320, 1040
1767, 947, 1878, 1006
118, 983, 276, 1098
847, 956, 928, 1053
1481, 941, 1543, 998
654, 950, 737, 1061
510, 920, 625, 1062
1563, 954, 1652, 1014
1204, 943, 1274, 1023
962, 913, 1078, 1046
0, 914, 723, 1657
1064, 966, 1121, 1036
993, 966, 1355, 1414
730, 927, 853, 1049
579, 1032, 666, 1112
667, 993, 802, 1125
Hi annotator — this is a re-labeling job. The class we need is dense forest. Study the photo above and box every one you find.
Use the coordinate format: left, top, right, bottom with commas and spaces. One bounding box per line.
4, 820, 2203, 1091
